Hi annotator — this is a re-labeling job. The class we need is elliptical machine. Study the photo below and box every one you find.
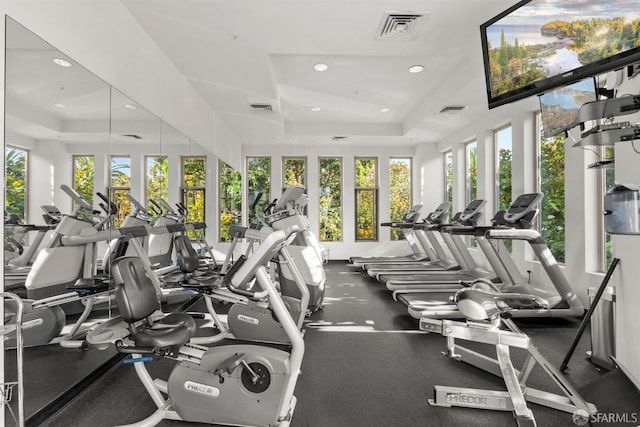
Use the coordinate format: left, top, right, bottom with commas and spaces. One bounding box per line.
88, 227, 305, 427
263, 186, 326, 313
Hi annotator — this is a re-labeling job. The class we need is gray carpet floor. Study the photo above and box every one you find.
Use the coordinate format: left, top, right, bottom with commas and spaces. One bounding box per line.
36, 261, 630, 427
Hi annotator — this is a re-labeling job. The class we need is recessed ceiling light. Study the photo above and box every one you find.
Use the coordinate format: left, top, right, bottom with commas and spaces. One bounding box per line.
52, 58, 72, 68
314, 63, 328, 72
124, 104, 137, 110
379, 108, 390, 113
408, 65, 424, 73
310, 107, 321, 112
54, 103, 67, 108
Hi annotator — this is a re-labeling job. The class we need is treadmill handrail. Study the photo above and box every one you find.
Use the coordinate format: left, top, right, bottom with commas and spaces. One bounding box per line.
486, 229, 543, 242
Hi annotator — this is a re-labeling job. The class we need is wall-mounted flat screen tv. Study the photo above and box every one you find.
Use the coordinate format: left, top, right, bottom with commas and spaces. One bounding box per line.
481, 0, 640, 109
538, 77, 598, 137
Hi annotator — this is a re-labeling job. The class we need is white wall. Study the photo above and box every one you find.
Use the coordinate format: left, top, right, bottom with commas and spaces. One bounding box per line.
608, 74, 640, 385
242, 144, 429, 260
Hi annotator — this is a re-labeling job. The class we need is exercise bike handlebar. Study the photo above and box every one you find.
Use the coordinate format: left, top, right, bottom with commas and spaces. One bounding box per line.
125, 193, 148, 214
157, 199, 176, 215
149, 199, 163, 214
96, 192, 118, 216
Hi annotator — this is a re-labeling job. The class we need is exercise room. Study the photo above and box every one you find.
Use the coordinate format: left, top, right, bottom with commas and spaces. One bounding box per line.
2, 1, 640, 426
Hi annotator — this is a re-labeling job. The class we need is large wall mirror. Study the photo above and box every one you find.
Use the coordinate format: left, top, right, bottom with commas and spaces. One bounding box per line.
3, 16, 193, 425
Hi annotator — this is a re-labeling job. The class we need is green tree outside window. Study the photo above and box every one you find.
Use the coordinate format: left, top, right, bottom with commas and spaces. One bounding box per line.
182, 157, 206, 238
5, 147, 27, 220
146, 156, 169, 205
355, 157, 377, 240
319, 157, 342, 242
283, 157, 306, 188
390, 158, 412, 241
73, 155, 95, 208
539, 131, 566, 263
110, 156, 131, 228
219, 160, 242, 242
496, 126, 512, 251
247, 156, 271, 224
444, 151, 453, 203
466, 142, 478, 247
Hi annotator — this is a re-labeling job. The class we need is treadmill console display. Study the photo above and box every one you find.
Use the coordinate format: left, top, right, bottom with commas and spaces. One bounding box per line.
460, 199, 486, 221
504, 193, 543, 222
427, 202, 451, 223
402, 205, 423, 223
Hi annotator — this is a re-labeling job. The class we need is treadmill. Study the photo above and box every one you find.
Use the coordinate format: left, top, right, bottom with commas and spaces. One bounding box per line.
361, 202, 454, 276
398, 193, 584, 319
348, 205, 425, 267
367, 200, 488, 279
378, 199, 500, 292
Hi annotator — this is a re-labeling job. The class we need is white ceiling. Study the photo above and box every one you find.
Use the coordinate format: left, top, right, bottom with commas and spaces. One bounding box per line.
121, 0, 517, 147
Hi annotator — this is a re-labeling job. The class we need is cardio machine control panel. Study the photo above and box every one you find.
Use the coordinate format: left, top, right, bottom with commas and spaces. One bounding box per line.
458, 199, 487, 223
503, 193, 543, 223
425, 202, 451, 224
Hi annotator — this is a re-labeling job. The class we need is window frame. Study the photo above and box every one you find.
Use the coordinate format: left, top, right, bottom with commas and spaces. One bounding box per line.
444, 150, 453, 203
72, 154, 95, 208
596, 145, 615, 272
217, 159, 242, 243
464, 140, 478, 247
5, 145, 29, 222
282, 156, 307, 190
180, 156, 207, 238
389, 157, 413, 241
144, 155, 169, 207
355, 156, 379, 241
318, 156, 344, 242
246, 156, 271, 225
494, 124, 513, 212
109, 155, 132, 228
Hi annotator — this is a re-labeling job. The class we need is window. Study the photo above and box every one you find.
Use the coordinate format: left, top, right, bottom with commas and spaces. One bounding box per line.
73, 155, 94, 207
495, 126, 512, 212
536, 114, 566, 263
355, 157, 378, 241
5, 146, 28, 221
597, 146, 615, 271
389, 158, 412, 241
246, 156, 271, 224
181, 156, 206, 237
319, 157, 342, 242
444, 150, 453, 203
218, 160, 242, 242
465, 141, 478, 204
465, 141, 478, 247
145, 156, 168, 206
110, 155, 131, 228
283, 156, 307, 189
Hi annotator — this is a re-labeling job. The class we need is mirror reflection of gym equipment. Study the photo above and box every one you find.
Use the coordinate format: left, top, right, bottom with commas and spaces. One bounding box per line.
3, 2, 640, 427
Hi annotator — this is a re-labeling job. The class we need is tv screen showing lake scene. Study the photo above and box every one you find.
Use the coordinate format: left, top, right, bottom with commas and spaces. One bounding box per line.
481, 0, 640, 108
539, 78, 597, 137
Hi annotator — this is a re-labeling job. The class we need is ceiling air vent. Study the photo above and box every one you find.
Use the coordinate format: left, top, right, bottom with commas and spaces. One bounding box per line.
123, 134, 142, 140
331, 136, 348, 142
377, 12, 426, 40
438, 105, 469, 114
249, 103, 273, 113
